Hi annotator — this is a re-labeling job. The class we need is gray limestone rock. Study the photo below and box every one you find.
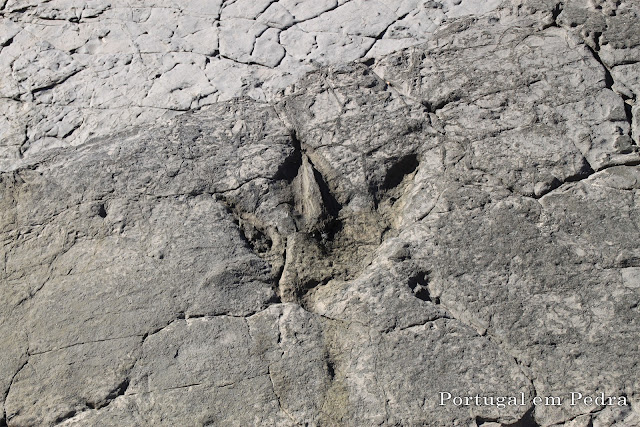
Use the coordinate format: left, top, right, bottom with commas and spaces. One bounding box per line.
2, 1, 640, 426
0, 0, 506, 168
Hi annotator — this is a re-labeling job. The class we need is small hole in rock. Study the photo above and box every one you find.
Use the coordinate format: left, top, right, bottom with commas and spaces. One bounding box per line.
97, 204, 107, 218
383, 154, 419, 191
326, 360, 335, 380
408, 271, 435, 303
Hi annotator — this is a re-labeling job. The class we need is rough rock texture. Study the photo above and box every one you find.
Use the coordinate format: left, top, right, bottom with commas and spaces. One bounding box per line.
0, 0, 503, 169
1, 1, 640, 426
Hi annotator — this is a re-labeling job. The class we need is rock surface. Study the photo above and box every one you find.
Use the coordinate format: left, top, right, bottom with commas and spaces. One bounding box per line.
1, 1, 640, 426
0, 0, 503, 169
